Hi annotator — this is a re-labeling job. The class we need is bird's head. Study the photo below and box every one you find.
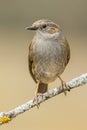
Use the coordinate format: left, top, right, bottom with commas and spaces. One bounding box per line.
26, 19, 62, 35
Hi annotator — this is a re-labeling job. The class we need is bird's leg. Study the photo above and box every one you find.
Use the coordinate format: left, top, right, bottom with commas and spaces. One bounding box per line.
58, 76, 70, 95
33, 81, 40, 108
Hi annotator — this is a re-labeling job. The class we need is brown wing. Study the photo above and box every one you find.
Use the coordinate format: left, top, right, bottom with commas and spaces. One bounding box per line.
28, 41, 37, 83
29, 42, 48, 93
65, 39, 70, 65
62, 37, 70, 65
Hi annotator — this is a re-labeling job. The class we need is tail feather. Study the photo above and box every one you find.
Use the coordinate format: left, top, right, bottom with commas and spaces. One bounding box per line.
38, 83, 48, 94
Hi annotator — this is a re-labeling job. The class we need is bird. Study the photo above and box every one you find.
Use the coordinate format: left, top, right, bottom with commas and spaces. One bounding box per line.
26, 19, 70, 106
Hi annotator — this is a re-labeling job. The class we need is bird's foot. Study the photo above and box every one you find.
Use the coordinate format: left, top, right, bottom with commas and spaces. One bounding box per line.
33, 93, 43, 108
58, 76, 70, 96
61, 81, 70, 95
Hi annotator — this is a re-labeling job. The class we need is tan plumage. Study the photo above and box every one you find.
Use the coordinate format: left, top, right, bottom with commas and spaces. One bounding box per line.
26, 19, 70, 105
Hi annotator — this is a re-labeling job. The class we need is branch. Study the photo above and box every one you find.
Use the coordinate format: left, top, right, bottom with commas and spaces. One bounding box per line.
0, 73, 87, 125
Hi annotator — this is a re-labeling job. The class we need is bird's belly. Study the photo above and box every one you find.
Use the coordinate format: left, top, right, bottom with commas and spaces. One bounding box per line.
35, 66, 62, 83
33, 56, 65, 84
32, 40, 66, 83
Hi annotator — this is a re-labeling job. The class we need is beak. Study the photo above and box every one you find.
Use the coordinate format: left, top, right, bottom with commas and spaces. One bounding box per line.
25, 26, 38, 30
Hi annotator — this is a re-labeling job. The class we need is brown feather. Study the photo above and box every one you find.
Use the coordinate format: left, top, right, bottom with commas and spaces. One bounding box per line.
28, 41, 37, 83
29, 41, 48, 93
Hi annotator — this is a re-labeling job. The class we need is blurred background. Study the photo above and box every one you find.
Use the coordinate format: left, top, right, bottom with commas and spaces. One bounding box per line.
0, 0, 87, 129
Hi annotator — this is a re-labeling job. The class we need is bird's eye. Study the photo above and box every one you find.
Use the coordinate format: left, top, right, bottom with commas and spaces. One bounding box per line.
42, 24, 47, 28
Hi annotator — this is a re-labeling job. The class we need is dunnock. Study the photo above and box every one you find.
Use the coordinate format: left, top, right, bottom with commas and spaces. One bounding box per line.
26, 19, 70, 105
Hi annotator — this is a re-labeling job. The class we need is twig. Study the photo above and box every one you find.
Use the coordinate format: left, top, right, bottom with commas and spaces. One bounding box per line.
0, 73, 87, 125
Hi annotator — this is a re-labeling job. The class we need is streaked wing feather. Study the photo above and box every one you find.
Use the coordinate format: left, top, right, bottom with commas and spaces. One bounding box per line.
28, 41, 37, 83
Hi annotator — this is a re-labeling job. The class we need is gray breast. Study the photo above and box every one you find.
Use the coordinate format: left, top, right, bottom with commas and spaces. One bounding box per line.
32, 38, 67, 83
